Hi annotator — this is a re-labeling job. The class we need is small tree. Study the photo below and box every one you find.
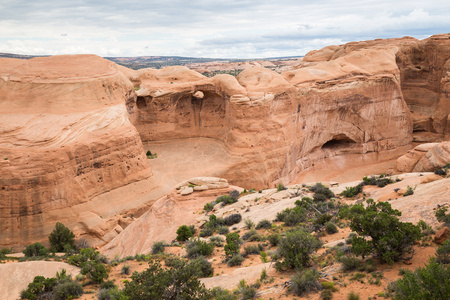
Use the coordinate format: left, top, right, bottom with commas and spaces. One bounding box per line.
224, 232, 241, 257
277, 229, 321, 270
48, 222, 75, 252
347, 199, 421, 264
23, 242, 49, 257
176, 225, 193, 242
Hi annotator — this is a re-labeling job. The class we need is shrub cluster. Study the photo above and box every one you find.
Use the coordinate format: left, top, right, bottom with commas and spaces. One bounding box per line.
256, 219, 272, 229
186, 239, 214, 259
203, 190, 240, 211
23, 243, 49, 257
340, 184, 364, 197
362, 174, 394, 188
290, 269, 322, 296
346, 199, 421, 264
48, 222, 76, 252
276, 206, 307, 226
68, 248, 108, 283
309, 183, 334, 202
224, 214, 242, 226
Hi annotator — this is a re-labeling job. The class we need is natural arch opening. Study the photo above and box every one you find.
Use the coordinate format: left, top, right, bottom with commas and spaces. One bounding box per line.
321, 134, 356, 149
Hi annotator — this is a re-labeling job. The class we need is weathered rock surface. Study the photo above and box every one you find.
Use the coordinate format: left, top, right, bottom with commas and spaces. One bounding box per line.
395, 141, 450, 172
0, 261, 79, 300
435, 227, 450, 244
0, 55, 152, 249
101, 178, 234, 258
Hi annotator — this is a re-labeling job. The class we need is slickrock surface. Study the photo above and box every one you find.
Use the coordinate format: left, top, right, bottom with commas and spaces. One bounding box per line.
0, 261, 79, 300
395, 141, 450, 172
0, 55, 152, 249
101, 177, 234, 258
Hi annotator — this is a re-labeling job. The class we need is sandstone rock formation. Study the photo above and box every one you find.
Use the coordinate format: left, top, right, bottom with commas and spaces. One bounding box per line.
0, 55, 152, 249
395, 141, 450, 172
101, 177, 234, 258
2, 34, 449, 251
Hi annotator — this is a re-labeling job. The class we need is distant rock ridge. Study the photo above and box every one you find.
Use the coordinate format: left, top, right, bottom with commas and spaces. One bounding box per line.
1, 34, 449, 250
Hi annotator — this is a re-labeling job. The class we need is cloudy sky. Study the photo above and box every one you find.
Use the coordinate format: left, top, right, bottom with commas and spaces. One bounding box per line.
0, 0, 449, 58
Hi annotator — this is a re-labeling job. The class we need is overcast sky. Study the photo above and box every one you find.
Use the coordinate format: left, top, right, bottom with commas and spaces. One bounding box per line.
0, 0, 449, 58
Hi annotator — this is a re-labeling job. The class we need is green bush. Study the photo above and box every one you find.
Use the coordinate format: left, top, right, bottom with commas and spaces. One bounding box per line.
210, 287, 238, 300
277, 229, 321, 270
339, 255, 362, 271
188, 257, 214, 278
52, 280, 83, 300
123, 260, 211, 299
341, 184, 364, 197
277, 183, 287, 192
276, 206, 307, 226
392, 258, 449, 300
186, 239, 214, 259
97, 287, 126, 300
205, 214, 226, 229
435, 206, 450, 226
268, 233, 281, 247
290, 269, 321, 296
325, 222, 338, 234
209, 236, 224, 247
244, 245, 260, 256
347, 291, 360, 300
224, 232, 241, 257
199, 228, 214, 237
176, 225, 194, 241
203, 202, 216, 212
309, 183, 334, 200
244, 219, 255, 229
436, 240, 450, 264
218, 226, 230, 235
241, 229, 259, 241
227, 254, 244, 267
48, 222, 75, 252
69, 248, 108, 283
122, 265, 131, 275
321, 288, 334, 300
151, 241, 166, 255
23, 243, 49, 257
362, 175, 394, 187
256, 219, 272, 229
346, 199, 421, 264
403, 185, 414, 196
224, 214, 242, 226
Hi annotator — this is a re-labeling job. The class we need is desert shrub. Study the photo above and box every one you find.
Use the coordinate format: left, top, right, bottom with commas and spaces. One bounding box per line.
23, 243, 49, 257
199, 228, 214, 237
121, 265, 131, 275
268, 233, 281, 247
436, 239, 450, 264
309, 183, 334, 200
151, 241, 166, 255
325, 222, 338, 234
403, 185, 415, 196
321, 288, 333, 300
227, 254, 244, 267
346, 199, 421, 264
218, 226, 230, 235
69, 248, 108, 283
277, 228, 321, 270
100, 280, 116, 290
224, 232, 241, 257
189, 257, 214, 278
290, 269, 322, 296
203, 201, 216, 212
341, 184, 364, 197
339, 255, 362, 271
123, 259, 210, 300
52, 280, 83, 300
224, 214, 242, 226
276, 206, 307, 226
209, 236, 224, 247
176, 225, 193, 241
97, 287, 126, 300
314, 213, 333, 227
20, 276, 57, 299
434, 168, 447, 176
186, 239, 214, 259
435, 206, 450, 226
347, 291, 360, 300
244, 218, 255, 229
241, 229, 258, 241
210, 287, 238, 300
362, 175, 394, 188
205, 214, 226, 229
229, 189, 240, 201
277, 183, 287, 192
256, 219, 272, 229
48, 222, 75, 252
392, 258, 449, 300
244, 245, 260, 256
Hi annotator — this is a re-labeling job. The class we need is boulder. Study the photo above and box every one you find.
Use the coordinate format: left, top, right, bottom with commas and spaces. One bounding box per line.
435, 227, 450, 244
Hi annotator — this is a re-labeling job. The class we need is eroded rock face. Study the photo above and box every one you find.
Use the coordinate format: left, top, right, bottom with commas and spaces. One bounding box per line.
128, 48, 413, 188
395, 141, 450, 172
0, 55, 151, 248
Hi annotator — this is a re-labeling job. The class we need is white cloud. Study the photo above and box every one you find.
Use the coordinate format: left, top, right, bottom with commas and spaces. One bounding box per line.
0, 1, 448, 58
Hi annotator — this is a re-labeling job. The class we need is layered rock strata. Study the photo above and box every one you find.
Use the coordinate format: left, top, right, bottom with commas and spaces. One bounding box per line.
0, 55, 151, 248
